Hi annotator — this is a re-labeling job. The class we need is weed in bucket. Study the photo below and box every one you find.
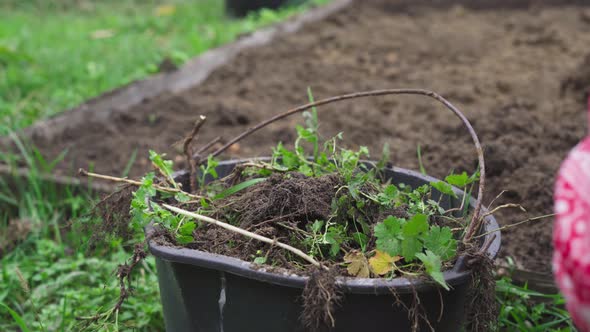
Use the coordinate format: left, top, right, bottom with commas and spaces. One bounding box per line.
79, 88, 500, 331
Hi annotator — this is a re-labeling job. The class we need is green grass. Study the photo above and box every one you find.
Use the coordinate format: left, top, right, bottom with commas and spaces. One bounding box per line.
497, 276, 576, 331
0, 134, 161, 331
0, 0, 327, 134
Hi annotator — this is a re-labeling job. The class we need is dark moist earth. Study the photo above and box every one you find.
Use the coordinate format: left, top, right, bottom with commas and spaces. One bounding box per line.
29, 1, 590, 274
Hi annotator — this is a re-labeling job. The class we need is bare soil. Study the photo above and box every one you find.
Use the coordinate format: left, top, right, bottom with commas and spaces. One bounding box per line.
29, 1, 590, 273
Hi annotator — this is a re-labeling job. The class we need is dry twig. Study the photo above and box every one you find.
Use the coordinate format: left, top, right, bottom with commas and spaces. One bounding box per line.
183, 115, 207, 193
162, 204, 326, 269
78, 168, 205, 200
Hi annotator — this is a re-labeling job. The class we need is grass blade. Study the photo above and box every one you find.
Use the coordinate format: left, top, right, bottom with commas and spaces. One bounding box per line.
0, 303, 31, 332
213, 178, 266, 200
416, 144, 427, 175
121, 149, 138, 178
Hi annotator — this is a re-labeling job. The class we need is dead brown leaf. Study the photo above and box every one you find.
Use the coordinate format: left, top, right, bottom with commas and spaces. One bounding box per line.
344, 250, 370, 278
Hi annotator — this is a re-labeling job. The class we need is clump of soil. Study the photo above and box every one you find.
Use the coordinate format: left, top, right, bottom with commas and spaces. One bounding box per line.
221, 172, 341, 229
176, 170, 402, 271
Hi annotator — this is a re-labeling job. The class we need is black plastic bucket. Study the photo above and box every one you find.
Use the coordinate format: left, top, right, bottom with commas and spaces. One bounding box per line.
147, 160, 501, 332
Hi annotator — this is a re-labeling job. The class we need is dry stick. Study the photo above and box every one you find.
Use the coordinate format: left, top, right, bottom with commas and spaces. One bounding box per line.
209, 89, 486, 242
162, 204, 326, 269
78, 169, 205, 200
473, 213, 556, 240
480, 203, 526, 219
183, 115, 207, 193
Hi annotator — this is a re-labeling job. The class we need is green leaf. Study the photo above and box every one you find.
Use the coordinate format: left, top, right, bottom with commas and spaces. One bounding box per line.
176, 235, 194, 244
298, 164, 314, 177
416, 250, 449, 290
149, 150, 174, 179
325, 225, 347, 257
397, 214, 428, 261
402, 214, 429, 236
178, 221, 196, 236
175, 192, 191, 203
352, 232, 369, 249
272, 142, 300, 170
401, 236, 422, 261
422, 226, 457, 260
213, 178, 266, 200
445, 172, 472, 187
430, 181, 457, 198
311, 220, 324, 233
200, 198, 210, 208
296, 125, 317, 143
253, 256, 267, 264
377, 184, 399, 206
374, 216, 405, 256
0, 303, 30, 332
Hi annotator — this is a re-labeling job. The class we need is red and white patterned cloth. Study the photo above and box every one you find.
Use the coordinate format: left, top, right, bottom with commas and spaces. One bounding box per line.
553, 95, 590, 331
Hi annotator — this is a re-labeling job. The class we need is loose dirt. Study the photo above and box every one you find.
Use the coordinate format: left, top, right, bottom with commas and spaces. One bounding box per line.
28, 1, 590, 273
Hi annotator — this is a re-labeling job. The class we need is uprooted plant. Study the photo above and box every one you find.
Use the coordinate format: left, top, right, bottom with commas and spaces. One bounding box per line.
80, 89, 499, 331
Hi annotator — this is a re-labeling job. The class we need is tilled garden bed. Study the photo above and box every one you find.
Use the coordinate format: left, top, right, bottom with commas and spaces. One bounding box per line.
12, 0, 590, 274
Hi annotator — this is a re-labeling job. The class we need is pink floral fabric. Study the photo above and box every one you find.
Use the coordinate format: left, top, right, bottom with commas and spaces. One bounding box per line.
553, 97, 590, 331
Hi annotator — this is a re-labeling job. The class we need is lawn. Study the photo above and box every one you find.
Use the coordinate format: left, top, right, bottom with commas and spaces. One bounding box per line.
0, 0, 322, 134
0, 0, 577, 331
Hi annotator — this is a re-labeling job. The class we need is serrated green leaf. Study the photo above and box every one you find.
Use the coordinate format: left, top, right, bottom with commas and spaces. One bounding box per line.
273, 142, 300, 170
175, 192, 191, 203
325, 225, 347, 257
422, 226, 457, 260
416, 250, 449, 290
402, 214, 429, 236
401, 236, 422, 261
430, 181, 457, 198
178, 221, 196, 236
298, 164, 314, 177
445, 172, 472, 187
377, 184, 399, 206
176, 235, 194, 244
374, 216, 405, 256
296, 125, 317, 143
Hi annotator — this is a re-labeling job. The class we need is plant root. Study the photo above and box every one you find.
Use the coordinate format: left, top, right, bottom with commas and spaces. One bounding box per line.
388, 284, 434, 332
301, 267, 342, 331
463, 249, 498, 332
76, 243, 147, 329
85, 184, 135, 251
